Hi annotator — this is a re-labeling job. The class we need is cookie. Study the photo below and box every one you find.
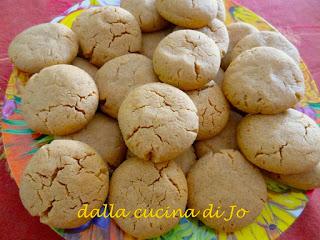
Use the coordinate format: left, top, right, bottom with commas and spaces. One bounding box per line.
187, 81, 230, 140
153, 30, 221, 90
8, 23, 78, 73
267, 162, 320, 190
21, 64, 98, 136
221, 22, 259, 70
19, 140, 109, 229
195, 111, 242, 158
72, 57, 98, 79
141, 29, 172, 59
237, 109, 320, 174
175, 18, 229, 57
223, 47, 305, 114
214, 68, 225, 87
109, 158, 187, 239
121, 0, 169, 32
231, 31, 300, 63
155, 0, 217, 28
118, 82, 199, 163
187, 150, 267, 232
58, 113, 126, 168
96, 54, 158, 118
72, 6, 141, 66
216, 0, 226, 22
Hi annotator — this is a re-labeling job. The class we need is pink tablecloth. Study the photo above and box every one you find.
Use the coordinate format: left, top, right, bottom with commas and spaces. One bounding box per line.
0, 0, 319, 239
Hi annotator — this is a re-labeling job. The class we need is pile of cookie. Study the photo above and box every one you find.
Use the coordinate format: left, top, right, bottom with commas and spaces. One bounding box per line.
8, 0, 320, 238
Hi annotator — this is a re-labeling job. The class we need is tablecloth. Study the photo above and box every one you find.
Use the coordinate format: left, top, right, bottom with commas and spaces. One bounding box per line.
0, 0, 319, 239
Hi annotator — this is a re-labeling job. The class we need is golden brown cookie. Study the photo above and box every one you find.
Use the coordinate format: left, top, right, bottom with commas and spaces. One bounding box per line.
141, 29, 172, 59
266, 162, 320, 190
8, 23, 78, 73
231, 31, 300, 63
175, 18, 229, 57
187, 81, 230, 140
155, 0, 217, 28
19, 140, 109, 229
187, 150, 267, 232
72, 57, 98, 79
153, 30, 221, 90
58, 113, 126, 168
121, 0, 169, 32
214, 68, 225, 87
96, 54, 158, 118
216, 0, 226, 22
237, 109, 320, 174
72, 6, 141, 66
21, 64, 98, 136
109, 158, 187, 239
223, 47, 305, 114
221, 22, 259, 70
195, 111, 242, 158
118, 82, 199, 163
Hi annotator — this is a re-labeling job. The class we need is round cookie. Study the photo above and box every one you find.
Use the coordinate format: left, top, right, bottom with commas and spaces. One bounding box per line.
21, 64, 98, 136
141, 29, 172, 59
216, 0, 226, 22
221, 22, 259, 70
72, 6, 141, 66
237, 109, 320, 174
8, 23, 78, 73
96, 54, 158, 118
118, 82, 199, 163
58, 113, 126, 168
175, 18, 229, 57
153, 30, 221, 91
109, 158, 187, 239
187, 81, 230, 140
155, 0, 217, 28
231, 31, 300, 63
121, 0, 169, 32
127, 146, 197, 175
19, 140, 109, 229
195, 111, 242, 158
72, 57, 98, 79
187, 150, 267, 232
223, 47, 305, 114
214, 68, 225, 87
267, 162, 320, 190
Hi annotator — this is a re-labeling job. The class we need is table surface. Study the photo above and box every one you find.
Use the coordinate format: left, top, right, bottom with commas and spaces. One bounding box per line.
0, 0, 319, 239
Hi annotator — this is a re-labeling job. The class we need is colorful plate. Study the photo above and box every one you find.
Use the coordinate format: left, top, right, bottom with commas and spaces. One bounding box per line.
2, 0, 320, 239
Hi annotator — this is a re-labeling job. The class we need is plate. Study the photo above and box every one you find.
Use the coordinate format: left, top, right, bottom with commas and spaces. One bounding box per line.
2, 0, 319, 239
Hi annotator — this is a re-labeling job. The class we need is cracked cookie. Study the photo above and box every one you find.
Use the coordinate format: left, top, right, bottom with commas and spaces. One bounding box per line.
21, 64, 98, 136
96, 54, 158, 118
195, 111, 242, 158
216, 0, 226, 22
221, 22, 259, 70
266, 162, 320, 190
109, 157, 187, 239
8, 23, 78, 73
187, 150, 267, 232
175, 18, 229, 57
237, 109, 320, 174
187, 81, 230, 140
72, 6, 142, 67
118, 82, 199, 163
155, 0, 217, 28
121, 0, 169, 32
127, 146, 197, 175
153, 30, 221, 91
230, 31, 300, 63
19, 140, 109, 229
223, 47, 305, 114
72, 57, 98, 79
141, 28, 172, 59
58, 113, 126, 168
